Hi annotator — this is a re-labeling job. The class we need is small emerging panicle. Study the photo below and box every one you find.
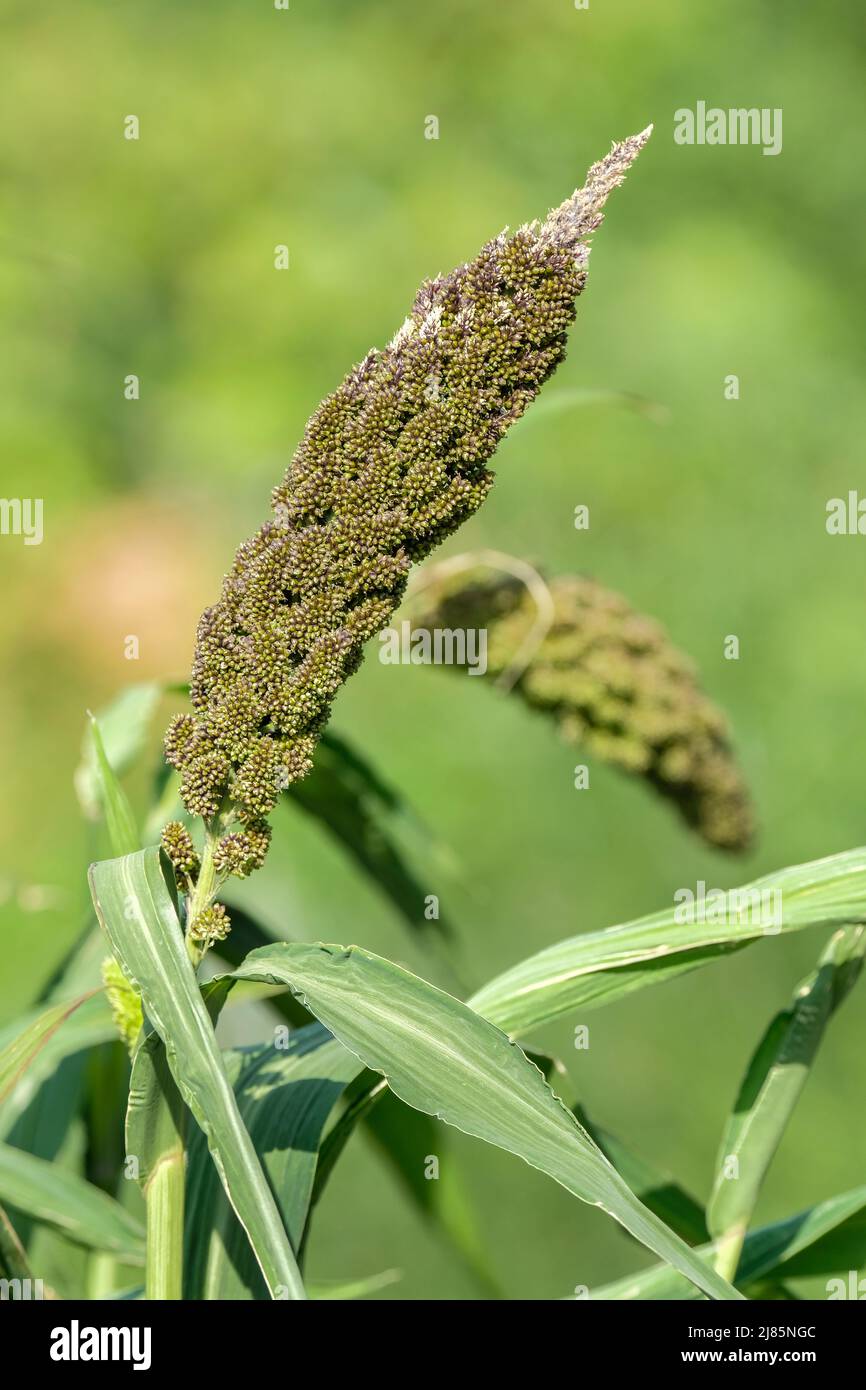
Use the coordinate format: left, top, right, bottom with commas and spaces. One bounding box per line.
102, 955, 143, 1057
410, 563, 753, 852
189, 902, 232, 949
164, 131, 651, 882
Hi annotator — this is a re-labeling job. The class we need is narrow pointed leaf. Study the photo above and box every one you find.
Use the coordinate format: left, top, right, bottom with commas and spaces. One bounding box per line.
575, 1105, 709, 1246
587, 1186, 866, 1300
75, 684, 161, 821
0, 1141, 145, 1260
0, 993, 99, 1110
0, 994, 115, 1142
707, 924, 866, 1250
86, 715, 140, 857
309, 1269, 402, 1300
216, 942, 741, 1300
469, 848, 866, 1035
184, 1024, 363, 1300
88, 847, 306, 1300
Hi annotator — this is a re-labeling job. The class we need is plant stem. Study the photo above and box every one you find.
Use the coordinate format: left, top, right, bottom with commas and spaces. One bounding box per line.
86, 1250, 117, 1299
189, 828, 217, 923
713, 1224, 746, 1286
186, 826, 218, 966
145, 1148, 185, 1301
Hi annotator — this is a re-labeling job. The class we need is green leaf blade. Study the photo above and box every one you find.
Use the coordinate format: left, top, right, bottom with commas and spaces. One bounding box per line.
87, 714, 141, 857
75, 684, 161, 822
89, 847, 306, 1301
0, 993, 100, 1112
219, 941, 741, 1301
707, 924, 866, 1262
469, 848, 866, 1036
588, 1186, 866, 1300
184, 1025, 363, 1301
0, 1141, 145, 1260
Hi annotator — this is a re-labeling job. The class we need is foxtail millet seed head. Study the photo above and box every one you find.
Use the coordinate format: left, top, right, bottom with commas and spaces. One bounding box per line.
164, 129, 652, 872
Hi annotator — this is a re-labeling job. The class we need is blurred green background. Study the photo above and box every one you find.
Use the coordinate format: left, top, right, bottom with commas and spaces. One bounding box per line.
1, 0, 864, 1298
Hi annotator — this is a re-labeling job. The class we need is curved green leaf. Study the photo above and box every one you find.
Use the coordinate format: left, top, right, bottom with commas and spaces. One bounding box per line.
215, 942, 741, 1301
0, 993, 100, 1112
0, 1142, 145, 1260
88, 847, 306, 1300
0, 994, 115, 1143
75, 684, 161, 822
469, 848, 866, 1035
574, 1105, 709, 1247
86, 714, 140, 857
707, 924, 865, 1269
587, 1186, 866, 1300
184, 1024, 363, 1300
309, 1269, 402, 1300
0, 1203, 32, 1282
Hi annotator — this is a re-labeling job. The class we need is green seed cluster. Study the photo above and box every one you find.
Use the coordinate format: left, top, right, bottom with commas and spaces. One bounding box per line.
212, 822, 272, 878
410, 567, 754, 851
163, 131, 652, 874
188, 902, 232, 948
160, 821, 200, 888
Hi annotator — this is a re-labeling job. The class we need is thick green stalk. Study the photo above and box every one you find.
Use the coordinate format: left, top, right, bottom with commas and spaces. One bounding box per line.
145, 1147, 185, 1301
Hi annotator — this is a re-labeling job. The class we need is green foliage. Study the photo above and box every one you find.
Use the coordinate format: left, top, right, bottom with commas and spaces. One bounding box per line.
588, 1187, 866, 1300
7, 728, 866, 1301
707, 924, 866, 1278
0, 995, 101, 1111
469, 848, 866, 1034
85, 715, 141, 858
0, 1142, 144, 1261
89, 847, 306, 1300
183, 1025, 362, 1300
213, 940, 741, 1299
